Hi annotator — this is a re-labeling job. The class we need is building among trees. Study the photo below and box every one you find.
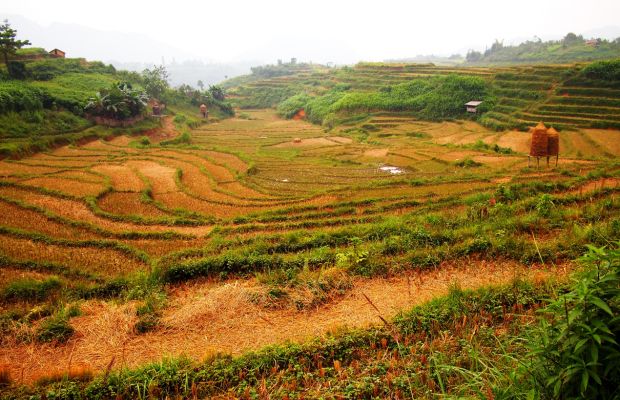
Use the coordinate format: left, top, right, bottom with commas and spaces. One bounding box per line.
465, 100, 482, 113
49, 48, 66, 58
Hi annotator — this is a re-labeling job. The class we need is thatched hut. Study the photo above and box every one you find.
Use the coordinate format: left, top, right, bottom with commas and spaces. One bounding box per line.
547, 127, 559, 155
528, 122, 549, 168
547, 126, 559, 166
530, 122, 548, 157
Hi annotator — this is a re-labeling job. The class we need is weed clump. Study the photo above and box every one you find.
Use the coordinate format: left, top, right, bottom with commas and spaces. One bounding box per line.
35, 306, 79, 344
1, 277, 62, 302
454, 157, 482, 168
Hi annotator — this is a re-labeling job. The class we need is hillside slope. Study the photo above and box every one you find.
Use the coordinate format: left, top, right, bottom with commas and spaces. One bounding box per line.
0, 57, 234, 158
226, 59, 620, 132
465, 35, 620, 64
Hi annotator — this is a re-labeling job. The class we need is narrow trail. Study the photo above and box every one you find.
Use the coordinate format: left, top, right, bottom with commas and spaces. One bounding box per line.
144, 115, 179, 142
1, 259, 569, 384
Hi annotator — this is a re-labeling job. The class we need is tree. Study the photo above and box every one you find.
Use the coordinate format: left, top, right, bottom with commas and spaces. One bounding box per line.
563, 32, 584, 45
465, 50, 482, 62
197, 80, 204, 91
208, 85, 226, 101
0, 20, 31, 73
484, 39, 504, 56
141, 65, 169, 100
7, 61, 27, 79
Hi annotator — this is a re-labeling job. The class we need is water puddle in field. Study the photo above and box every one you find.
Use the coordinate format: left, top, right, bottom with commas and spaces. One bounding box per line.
379, 165, 404, 174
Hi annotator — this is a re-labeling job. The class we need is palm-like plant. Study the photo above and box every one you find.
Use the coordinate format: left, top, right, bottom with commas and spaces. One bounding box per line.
85, 81, 147, 120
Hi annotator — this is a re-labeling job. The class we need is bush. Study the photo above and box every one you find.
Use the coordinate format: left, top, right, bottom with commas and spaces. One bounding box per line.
536, 194, 555, 217
1, 276, 62, 301
0, 81, 47, 114
0, 110, 89, 139
580, 59, 620, 81
160, 130, 191, 146
527, 243, 620, 399
27, 58, 115, 81
7, 61, 27, 79
454, 157, 482, 168
277, 93, 310, 119
284, 74, 493, 125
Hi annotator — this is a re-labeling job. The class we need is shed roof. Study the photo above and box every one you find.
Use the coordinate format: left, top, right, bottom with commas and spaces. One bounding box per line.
465, 101, 483, 106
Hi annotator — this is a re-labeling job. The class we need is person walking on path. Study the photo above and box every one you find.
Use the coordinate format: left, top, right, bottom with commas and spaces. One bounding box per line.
200, 103, 208, 119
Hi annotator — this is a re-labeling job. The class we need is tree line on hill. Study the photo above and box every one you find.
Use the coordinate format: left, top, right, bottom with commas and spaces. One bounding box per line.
465, 32, 620, 64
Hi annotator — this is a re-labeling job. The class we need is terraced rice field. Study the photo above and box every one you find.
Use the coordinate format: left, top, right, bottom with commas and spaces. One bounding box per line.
1, 110, 619, 385
229, 63, 620, 131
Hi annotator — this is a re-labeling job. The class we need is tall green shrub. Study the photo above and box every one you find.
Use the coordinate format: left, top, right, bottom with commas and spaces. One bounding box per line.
580, 59, 620, 81
527, 243, 620, 399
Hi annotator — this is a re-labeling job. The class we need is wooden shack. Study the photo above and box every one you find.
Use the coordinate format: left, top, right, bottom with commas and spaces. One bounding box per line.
49, 49, 66, 58
465, 101, 483, 113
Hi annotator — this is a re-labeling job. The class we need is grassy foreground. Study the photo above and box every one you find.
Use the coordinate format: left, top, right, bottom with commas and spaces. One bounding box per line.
1, 241, 618, 399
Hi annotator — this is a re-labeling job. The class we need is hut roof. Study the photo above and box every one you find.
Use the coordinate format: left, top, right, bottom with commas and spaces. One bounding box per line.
535, 122, 547, 131
465, 101, 483, 106
547, 127, 559, 137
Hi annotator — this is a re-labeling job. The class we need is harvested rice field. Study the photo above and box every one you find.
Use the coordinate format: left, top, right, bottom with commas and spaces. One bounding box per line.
1, 108, 619, 393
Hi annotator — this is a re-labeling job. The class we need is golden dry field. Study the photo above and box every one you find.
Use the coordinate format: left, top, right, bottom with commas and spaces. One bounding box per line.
1, 110, 619, 387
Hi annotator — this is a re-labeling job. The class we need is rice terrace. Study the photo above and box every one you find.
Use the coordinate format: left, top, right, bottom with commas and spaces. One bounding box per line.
1, 4, 620, 399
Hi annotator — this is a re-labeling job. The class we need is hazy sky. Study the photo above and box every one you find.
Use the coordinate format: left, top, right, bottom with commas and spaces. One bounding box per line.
3, 0, 620, 63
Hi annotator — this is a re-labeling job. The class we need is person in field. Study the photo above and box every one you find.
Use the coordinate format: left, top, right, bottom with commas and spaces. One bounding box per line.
200, 103, 208, 119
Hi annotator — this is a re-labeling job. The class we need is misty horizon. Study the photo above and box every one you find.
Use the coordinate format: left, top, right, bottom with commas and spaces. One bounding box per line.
3, 0, 620, 67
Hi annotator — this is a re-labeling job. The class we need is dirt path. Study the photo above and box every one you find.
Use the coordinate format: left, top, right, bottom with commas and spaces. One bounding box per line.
1, 259, 569, 384
144, 115, 179, 142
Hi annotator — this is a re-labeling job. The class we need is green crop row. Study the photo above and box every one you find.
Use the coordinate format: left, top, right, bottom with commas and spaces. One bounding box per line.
556, 86, 620, 97
549, 96, 620, 107
494, 80, 553, 91
538, 103, 620, 115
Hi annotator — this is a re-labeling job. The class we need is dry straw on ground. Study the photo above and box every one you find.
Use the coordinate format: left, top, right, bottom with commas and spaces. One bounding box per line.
1, 260, 570, 384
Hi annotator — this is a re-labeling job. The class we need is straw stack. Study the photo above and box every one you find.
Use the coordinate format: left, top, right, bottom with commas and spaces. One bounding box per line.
530, 122, 548, 157
547, 126, 559, 156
